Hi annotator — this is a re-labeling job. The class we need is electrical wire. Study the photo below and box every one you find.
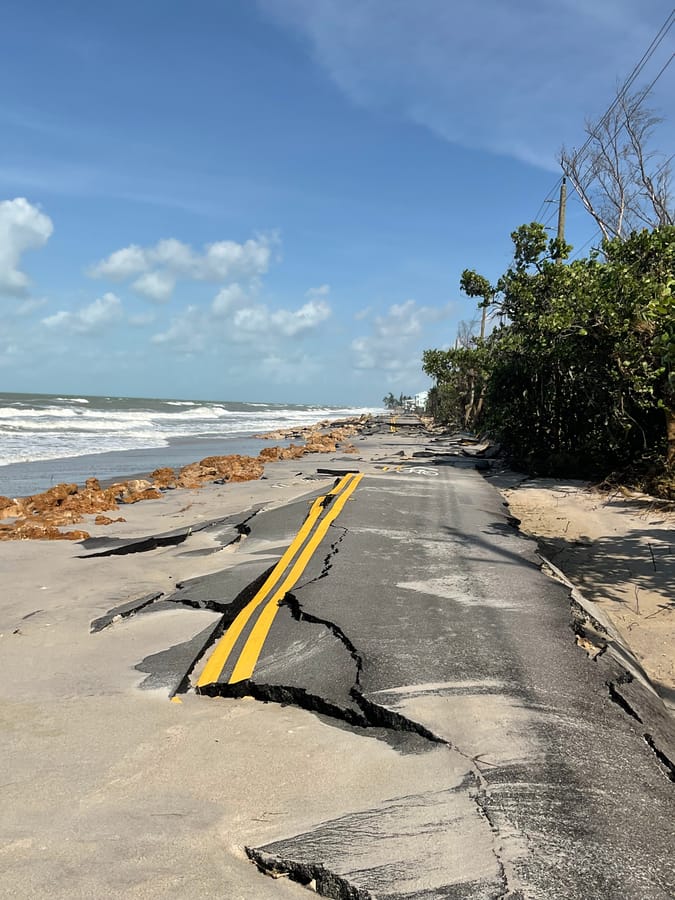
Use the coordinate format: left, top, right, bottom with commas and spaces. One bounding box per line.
571, 14, 674, 168
530, 10, 674, 226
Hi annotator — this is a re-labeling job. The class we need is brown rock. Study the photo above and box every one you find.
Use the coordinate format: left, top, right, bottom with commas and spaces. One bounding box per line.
121, 488, 163, 504
151, 467, 177, 488
304, 433, 338, 453
176, 455, 264, 488
94, 514, 126, 525
281, 444, 308, 460
0, 520, 90, 541
0, 496, 25, 519
28, 483, 79, 513
258, 446, 283, 462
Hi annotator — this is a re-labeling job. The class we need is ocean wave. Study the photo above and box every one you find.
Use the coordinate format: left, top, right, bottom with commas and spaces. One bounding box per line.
0, 393, 377, 467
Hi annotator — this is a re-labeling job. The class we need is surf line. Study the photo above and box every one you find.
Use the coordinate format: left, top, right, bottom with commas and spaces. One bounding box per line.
196, 472, 363, 690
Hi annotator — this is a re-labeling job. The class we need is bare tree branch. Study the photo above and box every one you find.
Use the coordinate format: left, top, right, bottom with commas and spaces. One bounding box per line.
559, 85, 673, 240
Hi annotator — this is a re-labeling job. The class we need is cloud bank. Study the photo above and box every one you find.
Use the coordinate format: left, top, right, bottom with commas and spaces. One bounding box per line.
90, 235, 275, 301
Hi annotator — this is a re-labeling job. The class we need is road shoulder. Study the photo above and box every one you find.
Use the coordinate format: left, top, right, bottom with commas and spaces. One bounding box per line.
498, 474, 675, 714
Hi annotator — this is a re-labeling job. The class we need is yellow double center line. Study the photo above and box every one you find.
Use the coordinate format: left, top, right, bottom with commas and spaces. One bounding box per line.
196, 472, 363, 689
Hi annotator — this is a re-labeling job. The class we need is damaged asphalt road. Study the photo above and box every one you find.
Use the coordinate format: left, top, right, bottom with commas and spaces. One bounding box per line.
90, 456, 675, 899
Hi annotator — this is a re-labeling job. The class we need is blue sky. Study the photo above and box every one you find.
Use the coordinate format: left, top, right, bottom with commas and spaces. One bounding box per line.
1, 0, 673, 404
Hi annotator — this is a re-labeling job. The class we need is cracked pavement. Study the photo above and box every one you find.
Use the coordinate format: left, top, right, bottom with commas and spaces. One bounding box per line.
2, 432, 674, 899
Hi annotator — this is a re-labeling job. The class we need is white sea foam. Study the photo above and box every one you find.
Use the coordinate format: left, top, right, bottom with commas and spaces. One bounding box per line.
0, 393, 375, 467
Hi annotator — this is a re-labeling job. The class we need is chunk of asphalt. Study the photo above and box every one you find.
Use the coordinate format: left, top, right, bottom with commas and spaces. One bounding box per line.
246, 779, 504, 900
77, 506, 265, 558
167, 558, 278, 612
90, 591, 163, 633
135, 619, 223, 696
77, 529, 191, 558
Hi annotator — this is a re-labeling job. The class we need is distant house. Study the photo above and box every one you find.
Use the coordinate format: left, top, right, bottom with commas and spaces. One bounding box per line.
402, 391, 429, 412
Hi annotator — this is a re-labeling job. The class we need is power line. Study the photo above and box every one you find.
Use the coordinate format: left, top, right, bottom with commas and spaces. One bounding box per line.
531, 42, 672, 224
569, 229, 603, 260
529, 11, 673, 235
532, 177, 563, 224
581, 11, 673, 142
572, 11, 674, 167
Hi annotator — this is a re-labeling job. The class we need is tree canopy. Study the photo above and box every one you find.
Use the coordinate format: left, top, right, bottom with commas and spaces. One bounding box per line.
423, 224, 675, 491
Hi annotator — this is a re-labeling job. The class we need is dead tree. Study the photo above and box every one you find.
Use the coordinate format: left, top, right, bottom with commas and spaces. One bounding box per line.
559, 87, 673, 240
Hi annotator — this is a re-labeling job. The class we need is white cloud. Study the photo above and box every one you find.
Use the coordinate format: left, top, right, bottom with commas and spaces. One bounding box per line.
90, 234, 274, 301
258, 0, 669, 169
232, 298, 331, 340
201, 238, 272, 281
90, 244, 147, 280
0, 197, 53, 296
153, 286, 332, 354
257, 350, 322, 383
132, 270, 176, 302
42, 292, 124, 334
305, 284, 330, 300
151, 305, 206, 353
211, 282, 249, 316
351, 299, 453, 378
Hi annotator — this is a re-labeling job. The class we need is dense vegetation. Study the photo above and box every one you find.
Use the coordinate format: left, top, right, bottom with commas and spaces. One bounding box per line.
423, 223, 675, 494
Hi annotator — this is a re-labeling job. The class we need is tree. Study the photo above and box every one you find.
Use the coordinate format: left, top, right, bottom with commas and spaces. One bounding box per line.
459, 270, 495, 339
560, 87, 673, 241
422, 341, 490, 430
382, 392, 413, 410
423, 221, 675, 485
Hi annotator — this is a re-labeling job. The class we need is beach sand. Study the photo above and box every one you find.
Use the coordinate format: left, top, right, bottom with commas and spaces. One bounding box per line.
2, 432, 674, 896
499, 476, 675, 713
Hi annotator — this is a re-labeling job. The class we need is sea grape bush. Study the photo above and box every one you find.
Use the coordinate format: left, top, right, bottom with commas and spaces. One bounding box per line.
423, 223, 675, 484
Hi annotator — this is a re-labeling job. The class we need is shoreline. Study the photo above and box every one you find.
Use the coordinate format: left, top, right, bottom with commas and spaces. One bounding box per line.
0, 417, 369, 541
0, 415, 371, 499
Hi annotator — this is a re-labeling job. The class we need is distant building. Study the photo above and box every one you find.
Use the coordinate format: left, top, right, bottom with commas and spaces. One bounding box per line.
401, 391, 429, 411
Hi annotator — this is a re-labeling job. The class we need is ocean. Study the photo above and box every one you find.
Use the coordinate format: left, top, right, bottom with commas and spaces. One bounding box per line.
0, 392, 375, 498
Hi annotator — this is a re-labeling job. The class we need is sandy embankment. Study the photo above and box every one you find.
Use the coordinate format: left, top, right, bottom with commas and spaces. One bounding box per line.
500, 477, 675, 712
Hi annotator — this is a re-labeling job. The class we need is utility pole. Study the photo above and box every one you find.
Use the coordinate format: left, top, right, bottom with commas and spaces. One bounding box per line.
555, 176, 567, 262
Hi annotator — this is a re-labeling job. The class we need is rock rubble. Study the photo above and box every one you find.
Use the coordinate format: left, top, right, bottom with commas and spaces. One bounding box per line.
0, 423, 370, 541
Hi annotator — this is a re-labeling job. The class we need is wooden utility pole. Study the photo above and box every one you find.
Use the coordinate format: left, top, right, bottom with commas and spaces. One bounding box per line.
555, 177, 567, 262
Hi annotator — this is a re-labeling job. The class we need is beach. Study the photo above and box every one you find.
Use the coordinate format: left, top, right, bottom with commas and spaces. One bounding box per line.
0, 392, 375, 496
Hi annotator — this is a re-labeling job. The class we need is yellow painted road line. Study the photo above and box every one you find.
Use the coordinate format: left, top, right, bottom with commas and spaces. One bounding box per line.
229, 473, 363, 683
196, 474, 354, 689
